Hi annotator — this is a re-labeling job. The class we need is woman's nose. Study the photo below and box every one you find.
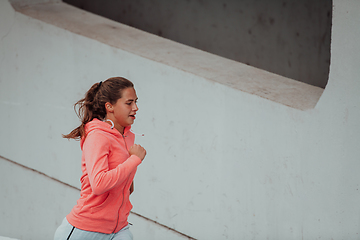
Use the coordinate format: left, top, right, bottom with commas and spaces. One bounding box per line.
133, 103, 139, 111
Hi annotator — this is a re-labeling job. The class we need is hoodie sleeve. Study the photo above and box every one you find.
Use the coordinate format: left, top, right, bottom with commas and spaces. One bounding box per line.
83, 132, 142, 195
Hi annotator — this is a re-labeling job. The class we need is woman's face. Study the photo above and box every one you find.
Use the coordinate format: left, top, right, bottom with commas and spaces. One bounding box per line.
106, 87, 138, 133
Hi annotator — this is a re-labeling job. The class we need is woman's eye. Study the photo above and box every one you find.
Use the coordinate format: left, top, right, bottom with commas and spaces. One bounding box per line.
126, 100, 137, 105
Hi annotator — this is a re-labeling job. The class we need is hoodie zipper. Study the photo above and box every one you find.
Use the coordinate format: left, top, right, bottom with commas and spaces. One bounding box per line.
113, 133, 130, 233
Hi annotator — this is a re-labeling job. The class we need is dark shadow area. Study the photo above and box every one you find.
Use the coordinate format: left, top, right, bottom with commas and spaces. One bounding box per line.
63, 0, 332, 88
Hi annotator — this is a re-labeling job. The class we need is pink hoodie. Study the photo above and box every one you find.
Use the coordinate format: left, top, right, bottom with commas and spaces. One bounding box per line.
66, 118, 142, 234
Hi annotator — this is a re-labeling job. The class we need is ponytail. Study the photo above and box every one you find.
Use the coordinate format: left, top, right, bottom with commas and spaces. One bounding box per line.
63, 77, 134, 140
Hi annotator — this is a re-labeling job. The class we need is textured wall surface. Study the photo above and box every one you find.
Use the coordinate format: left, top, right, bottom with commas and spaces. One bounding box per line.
0, 0, 359, 239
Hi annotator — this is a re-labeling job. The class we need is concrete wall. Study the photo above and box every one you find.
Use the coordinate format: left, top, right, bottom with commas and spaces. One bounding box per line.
0, 0, 359, 239
63, 0, 332, 89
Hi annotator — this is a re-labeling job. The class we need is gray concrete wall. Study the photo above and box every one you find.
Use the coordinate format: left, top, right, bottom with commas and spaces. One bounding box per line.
0, 0, 359, 239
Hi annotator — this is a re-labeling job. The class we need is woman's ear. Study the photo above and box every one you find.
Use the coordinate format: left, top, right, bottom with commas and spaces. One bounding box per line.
105, 102, 114, 113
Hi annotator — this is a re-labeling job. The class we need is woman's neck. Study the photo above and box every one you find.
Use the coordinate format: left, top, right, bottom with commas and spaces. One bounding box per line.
104, 119, 124, 135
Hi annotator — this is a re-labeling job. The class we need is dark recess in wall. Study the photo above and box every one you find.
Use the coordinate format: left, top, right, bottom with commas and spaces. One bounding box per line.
64, 0, 332, 89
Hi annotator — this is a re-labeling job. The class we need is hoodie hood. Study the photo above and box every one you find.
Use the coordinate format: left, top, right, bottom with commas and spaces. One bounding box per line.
80, 118, 131, 149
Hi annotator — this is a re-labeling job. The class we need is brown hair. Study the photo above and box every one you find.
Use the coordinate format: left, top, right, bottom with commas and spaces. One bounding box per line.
63, 77, 134, 140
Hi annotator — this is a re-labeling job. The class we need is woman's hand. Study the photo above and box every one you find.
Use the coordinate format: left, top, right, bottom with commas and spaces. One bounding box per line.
129, 144, 146, 161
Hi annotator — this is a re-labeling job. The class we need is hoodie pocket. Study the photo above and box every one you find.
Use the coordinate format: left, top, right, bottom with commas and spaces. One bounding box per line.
90, 193, 118, 221
90, 192, 110, 213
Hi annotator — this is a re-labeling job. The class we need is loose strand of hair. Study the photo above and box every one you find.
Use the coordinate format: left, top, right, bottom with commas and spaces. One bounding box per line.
63, 97, 89, 140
